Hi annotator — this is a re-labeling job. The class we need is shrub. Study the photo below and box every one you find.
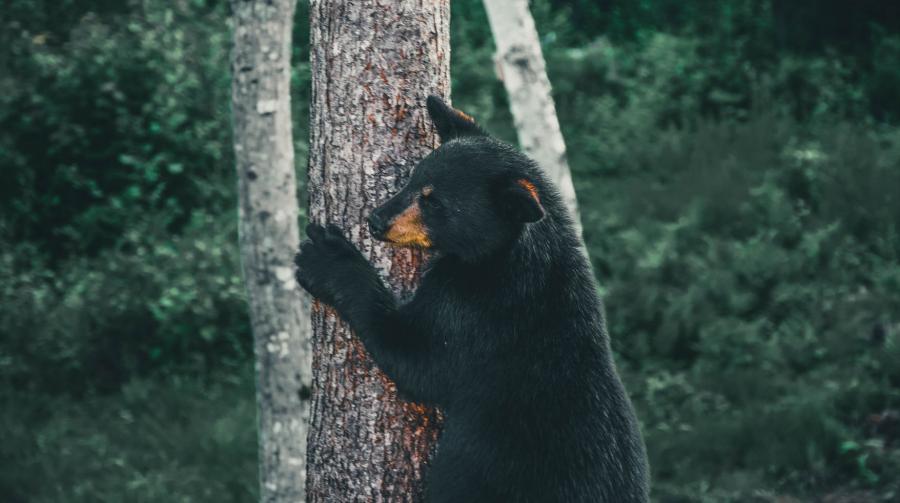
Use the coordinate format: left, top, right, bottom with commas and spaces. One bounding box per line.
0, 212, 250, 394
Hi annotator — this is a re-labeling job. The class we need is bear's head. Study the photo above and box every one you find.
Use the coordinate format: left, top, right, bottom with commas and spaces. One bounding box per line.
367, 96, 547, 262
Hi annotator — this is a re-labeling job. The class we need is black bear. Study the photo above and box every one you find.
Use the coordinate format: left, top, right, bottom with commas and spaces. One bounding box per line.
295, 96, 649, 502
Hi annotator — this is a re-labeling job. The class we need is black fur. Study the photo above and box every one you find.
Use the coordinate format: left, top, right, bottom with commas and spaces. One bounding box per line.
296, 96, 650, 502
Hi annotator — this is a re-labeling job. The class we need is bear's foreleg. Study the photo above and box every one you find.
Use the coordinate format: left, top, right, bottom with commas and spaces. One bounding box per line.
295, 223, 445, 404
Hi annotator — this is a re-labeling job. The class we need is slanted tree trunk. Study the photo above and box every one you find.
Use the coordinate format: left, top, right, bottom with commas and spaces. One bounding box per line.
483, 0, 581, 234
231, 1, 312, 501
305, 1, 449, 501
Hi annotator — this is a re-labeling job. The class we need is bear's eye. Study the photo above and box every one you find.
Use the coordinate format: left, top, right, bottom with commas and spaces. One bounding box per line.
420, 186, 442, 209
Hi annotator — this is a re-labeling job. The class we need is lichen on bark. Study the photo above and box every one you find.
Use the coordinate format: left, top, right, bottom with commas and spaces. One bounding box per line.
231, 0, 313, 500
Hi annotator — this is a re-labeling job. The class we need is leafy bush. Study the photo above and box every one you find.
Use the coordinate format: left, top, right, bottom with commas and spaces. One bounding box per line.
0, 212, 250, 394
0, 366, 258, 502
0, 0, 233, 259
1, 0, 899, 501
579, 115, 900, 499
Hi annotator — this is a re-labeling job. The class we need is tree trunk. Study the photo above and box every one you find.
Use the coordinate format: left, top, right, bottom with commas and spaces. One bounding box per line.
231, 1, 312, 501
305, 1, 449, 501
483, 0, 581, 234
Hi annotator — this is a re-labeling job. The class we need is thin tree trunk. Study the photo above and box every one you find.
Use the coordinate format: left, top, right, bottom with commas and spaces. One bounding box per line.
231, 1, 312, 501
305, 1, 449, 501
483, 0, 581, 235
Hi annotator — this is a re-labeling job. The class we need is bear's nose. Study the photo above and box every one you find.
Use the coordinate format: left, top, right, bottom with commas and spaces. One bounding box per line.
367, 212, 388, 239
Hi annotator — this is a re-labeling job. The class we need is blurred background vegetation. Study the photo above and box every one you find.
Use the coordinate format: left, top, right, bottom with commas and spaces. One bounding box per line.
1, 0, 899, 501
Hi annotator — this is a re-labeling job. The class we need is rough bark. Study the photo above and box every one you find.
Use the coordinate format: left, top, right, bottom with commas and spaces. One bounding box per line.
231, 1, 312, 501
305, 1, 450, 501
483, 0, 581, 235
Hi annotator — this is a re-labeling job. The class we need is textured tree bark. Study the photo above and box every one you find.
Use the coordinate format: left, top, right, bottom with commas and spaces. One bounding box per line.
483, 0, 582, 235
305, 1, 449, 501
231, 1, 312, 501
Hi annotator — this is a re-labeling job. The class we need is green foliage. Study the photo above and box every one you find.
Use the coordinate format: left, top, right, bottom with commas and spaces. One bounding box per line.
0, 365, 258, 502
585, 115, 900, 500
0, 0, 234, 258
0, 212, 250, 395
1, 0, 899, 501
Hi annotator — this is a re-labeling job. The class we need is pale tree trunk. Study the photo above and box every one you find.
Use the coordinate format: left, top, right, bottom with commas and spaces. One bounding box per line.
483, 0, 581, 235
306, 1, 449, 501
231, 1, 312, 501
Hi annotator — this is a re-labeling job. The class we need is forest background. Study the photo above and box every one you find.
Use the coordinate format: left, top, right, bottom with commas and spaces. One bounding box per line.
1, 0, 899, 501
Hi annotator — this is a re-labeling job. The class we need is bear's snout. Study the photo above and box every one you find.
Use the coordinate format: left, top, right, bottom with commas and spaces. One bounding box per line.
368, 195, 431, 249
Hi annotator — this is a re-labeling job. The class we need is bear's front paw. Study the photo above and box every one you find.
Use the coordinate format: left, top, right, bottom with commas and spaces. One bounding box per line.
294, 223, 369, 306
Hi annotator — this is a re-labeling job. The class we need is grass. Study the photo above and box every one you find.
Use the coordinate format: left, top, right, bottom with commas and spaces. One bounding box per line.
0, 363, 258, 503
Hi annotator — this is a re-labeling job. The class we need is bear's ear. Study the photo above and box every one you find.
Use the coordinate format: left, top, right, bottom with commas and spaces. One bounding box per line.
500, 178, 545, 223
426, 95, 485, 142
